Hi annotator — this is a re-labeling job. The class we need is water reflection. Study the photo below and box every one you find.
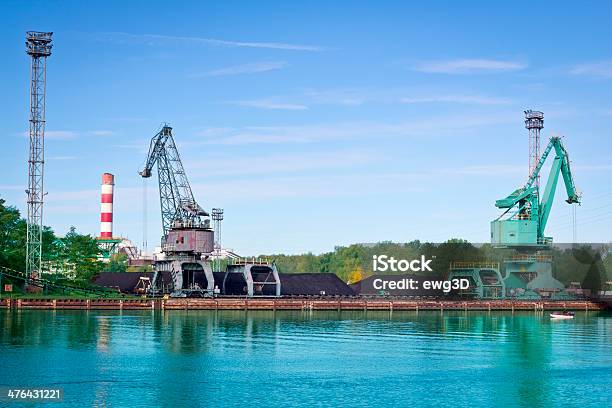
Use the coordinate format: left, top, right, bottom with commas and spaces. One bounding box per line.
0, 309, 610, 408
1, 309, 609, 352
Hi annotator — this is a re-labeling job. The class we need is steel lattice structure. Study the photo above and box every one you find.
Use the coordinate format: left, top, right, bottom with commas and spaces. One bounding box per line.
211, 208, 224, 272
25, 31, 52, 278
525, 110, 544, 192
140, 125, 209, 238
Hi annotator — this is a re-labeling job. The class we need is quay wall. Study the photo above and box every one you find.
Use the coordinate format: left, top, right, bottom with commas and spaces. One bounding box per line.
0, 298, 607, 311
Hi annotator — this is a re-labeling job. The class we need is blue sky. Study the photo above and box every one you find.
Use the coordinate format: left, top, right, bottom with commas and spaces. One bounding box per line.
1, 1, 611, 255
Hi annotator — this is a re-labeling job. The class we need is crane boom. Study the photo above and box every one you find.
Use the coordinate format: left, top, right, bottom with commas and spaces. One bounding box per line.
139, 125, 208, 237
526, 137, 580, 201
537, 137, 580, 235
491, 136, 580, 247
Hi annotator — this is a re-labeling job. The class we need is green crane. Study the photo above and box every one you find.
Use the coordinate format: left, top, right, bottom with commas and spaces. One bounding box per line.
491, 136, 581, 247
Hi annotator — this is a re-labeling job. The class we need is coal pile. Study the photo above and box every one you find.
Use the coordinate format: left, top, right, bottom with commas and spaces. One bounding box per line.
93, 271, 354, 296
94, 272, 152, 292
279, 273, 354, 296
94, 271, 224, 293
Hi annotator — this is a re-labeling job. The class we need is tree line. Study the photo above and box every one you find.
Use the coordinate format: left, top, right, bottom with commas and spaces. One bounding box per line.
1, 196, 610, 292
262, 240, 611, 291
0, 198, 126, 287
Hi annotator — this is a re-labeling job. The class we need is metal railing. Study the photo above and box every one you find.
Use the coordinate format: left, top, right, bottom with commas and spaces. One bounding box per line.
450, 261, 500, 269
229, 257, 273, 266
537, 237, 553, 245
505, 254, 553, 262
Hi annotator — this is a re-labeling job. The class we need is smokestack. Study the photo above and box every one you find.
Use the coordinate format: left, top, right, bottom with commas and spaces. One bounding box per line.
100, 173, 114, 238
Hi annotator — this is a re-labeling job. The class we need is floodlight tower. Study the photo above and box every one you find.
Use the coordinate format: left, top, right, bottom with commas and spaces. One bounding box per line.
211, 208, 224, 272
25, 31, 53, 279
525, 110, 544, 191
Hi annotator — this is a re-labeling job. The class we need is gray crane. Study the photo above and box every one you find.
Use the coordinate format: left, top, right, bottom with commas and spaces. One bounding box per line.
140, 125, 209, 236
140, 125, 215, 296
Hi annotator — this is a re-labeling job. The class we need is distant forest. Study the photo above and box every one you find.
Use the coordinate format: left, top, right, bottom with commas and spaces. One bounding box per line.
261, 240, 612, 291
2, 195, 610, 292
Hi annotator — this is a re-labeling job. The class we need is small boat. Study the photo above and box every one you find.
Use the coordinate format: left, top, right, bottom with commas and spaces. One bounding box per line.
550, 311, 575, 319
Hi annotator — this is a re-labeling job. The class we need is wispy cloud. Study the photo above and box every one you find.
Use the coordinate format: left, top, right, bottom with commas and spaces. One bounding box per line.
448, 164, 523, 176
574, 164, 612, 172
303, 89, 368, 106
193, 113, 515, 145
413, 59, 527, 74
189, 173, 425, 201
0, 185, 23, 191
101, 32, 326, 51
89, 130, 114, 136
46, 189, 99, 202
47, 156, 77, 161
186, 150, 370, 177
400, 95, 512, 105
44, 173, 423, 211
191, 128, 235, 138
105, 117, 150, 123
231, 99, 308, 110
570, 61, 612, 78
196, 61, 288, 77
19, 130, 114, 140
45, 131, 78, 140
113, 143, 143, 149
302, 88, 512, 106
449, 163, 612, 177
112, 139, 150, 153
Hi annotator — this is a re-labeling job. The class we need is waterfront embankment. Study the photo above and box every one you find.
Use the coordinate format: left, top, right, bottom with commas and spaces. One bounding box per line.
0, 297, 606, 311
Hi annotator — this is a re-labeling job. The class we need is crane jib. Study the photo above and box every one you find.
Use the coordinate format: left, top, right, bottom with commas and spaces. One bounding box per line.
139, 125, 210, 238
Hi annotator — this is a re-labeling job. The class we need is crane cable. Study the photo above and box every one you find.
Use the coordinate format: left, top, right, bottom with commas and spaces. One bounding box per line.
572, 205, 577, 243
143, 177, 147, 257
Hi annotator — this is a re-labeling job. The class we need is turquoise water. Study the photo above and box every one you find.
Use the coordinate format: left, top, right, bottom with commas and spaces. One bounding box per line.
0, 310, 610, 407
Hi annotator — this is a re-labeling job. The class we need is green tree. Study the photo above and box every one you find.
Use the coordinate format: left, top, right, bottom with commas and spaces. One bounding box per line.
604, 251, 612, 282
56, 227, 103, 283
0, 199, 26, 271
0, 198, 55, 273
105, 253, 128, 272
581, 252, 605, 294
127, 264, 154, 273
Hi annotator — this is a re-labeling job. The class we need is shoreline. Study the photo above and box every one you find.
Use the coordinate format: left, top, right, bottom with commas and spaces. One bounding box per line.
0, 298, 607, 311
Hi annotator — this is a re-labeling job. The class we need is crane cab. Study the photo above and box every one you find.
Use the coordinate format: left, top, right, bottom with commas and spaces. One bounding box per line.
491, 218, 540, 247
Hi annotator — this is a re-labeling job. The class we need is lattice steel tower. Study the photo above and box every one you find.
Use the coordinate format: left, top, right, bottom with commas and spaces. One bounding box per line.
524, 110, 544, 191
25, 31, 53, 278
211, 208, 224, 272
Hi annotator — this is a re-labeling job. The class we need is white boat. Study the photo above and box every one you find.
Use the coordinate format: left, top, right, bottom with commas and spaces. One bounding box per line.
550, 311, 575, 319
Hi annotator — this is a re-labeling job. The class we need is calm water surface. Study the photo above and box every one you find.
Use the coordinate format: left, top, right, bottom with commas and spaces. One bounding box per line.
0, 309, 610, 407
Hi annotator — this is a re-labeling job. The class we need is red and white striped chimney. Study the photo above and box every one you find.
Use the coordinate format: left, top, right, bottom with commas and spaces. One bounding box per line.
100, 173, 114, 238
